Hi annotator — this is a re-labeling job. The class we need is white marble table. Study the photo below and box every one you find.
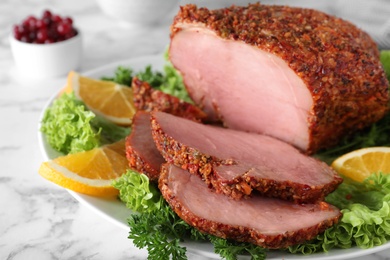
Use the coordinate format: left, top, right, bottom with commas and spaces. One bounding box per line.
1, 0, 390, 259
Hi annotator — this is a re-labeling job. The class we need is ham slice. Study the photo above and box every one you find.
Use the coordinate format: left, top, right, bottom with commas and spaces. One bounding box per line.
159, 163, 342, 249
169, 3, 389, 154
126, 111, 164, 181
151, 111, 343, 203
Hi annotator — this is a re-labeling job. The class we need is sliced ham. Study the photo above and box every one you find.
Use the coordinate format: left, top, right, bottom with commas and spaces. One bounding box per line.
159, 163, 342, 249
151, 111, 343, 203
169, 3, 389, 154
126, 77, 208, 180
125, 111, 164, 181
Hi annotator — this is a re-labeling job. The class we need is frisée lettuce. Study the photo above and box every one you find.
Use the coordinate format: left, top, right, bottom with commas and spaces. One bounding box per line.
112, 170, 163, 213
40, 92, 130, 154
289, 173, 390, 254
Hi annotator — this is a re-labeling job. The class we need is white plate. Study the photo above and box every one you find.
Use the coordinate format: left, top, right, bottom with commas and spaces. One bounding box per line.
38, 54, 390, 259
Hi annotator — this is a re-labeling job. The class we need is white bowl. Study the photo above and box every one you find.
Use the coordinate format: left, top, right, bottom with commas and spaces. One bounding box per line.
9, 32, 82, 79
95, 0, 180, 25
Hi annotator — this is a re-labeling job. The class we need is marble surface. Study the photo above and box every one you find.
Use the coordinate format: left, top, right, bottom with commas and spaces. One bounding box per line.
1, 0, 390, 259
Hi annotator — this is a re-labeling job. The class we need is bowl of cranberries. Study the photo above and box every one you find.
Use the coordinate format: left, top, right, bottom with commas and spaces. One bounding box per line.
10, 10, 82, 78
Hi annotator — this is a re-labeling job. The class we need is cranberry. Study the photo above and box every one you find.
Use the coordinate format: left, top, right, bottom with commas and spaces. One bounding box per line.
13, 25, 22, 40
24, 16, 37, 30
57, 22, 71, 35
42, 17, 51, 26
64, 30, 76, 40
13, 10, 77, 44
35, 19, 46, 29
52, 15, 62, 23
28, 31, 36, 42
63, 17, 73, 25
42, 10, 52, 19
36, 29, 48, 43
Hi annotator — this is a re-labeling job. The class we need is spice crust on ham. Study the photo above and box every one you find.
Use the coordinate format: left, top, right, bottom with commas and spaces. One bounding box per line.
159, 163, 342, 249
169, 3, 389, 154
132, 77, 206, 122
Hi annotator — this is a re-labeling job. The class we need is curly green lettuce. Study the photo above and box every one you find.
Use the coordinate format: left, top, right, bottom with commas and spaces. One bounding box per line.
289, 173, 390, 254
41, 92, 130, 154
112, 170, 163, 213
41, 92, 100, 154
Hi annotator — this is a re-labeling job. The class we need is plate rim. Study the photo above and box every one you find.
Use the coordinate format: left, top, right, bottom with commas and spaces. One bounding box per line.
38, 53, 390, 260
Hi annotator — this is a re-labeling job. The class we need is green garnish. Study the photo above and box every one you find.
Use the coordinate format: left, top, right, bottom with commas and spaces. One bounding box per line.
40, 92, 130, 154
101, 66, 134, 86
112, 170, 163, 213
101, 58, 191, 103
289, 173, 390, 254
380, 50, 390, 82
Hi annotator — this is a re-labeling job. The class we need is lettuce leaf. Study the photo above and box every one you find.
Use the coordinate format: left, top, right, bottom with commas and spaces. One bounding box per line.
289, 173, 390, 254
41, 92, 100, 154
112, 170, 163, 213
41, 92, 130, 154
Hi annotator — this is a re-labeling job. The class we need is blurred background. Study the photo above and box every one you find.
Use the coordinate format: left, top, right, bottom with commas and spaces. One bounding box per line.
1, 0, 390, 73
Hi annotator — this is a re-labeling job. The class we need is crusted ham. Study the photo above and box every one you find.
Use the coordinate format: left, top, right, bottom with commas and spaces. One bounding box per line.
151, 111, 343, 203
159, 163, 342, 249
132, 77, 206, 122
126, 77, 208, 180
169, 3, 389, 154
125, 111, 164, 181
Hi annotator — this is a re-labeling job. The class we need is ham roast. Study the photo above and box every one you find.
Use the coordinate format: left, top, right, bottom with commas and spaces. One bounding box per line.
151, 111, 343, 203
169, 3, 389, 154
159, 163, 342, 249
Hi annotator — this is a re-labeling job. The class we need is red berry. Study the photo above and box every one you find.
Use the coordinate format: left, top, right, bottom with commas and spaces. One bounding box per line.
42, 10, 52, 19
13, 25, 22, 40
63, 17, 73, 25
52, 15, 62, 23
28, 31, 36, 42
24, 16, 37, 30
57, 22, 71, 35
42, 17, 51, 26
35, 19, 46, 29
36, 29, 48, 43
